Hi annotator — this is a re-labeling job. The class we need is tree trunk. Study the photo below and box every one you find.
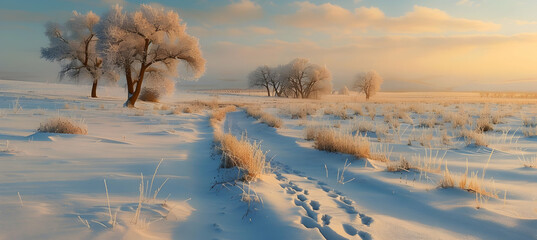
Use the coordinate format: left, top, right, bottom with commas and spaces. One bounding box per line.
91, 80, 98, 98
126, 66, 147, 108
266, 86, 271, 96
125, 64, 134, 95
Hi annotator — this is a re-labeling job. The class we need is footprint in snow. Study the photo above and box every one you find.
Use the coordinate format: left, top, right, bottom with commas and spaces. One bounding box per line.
310, 200, 320, 210
297, 194, 308, 202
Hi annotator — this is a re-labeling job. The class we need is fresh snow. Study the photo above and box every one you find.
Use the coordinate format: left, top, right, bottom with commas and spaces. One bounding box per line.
0, 79, 536, 240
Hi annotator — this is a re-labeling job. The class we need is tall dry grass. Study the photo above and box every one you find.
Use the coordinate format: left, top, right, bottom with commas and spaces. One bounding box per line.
306, 127, 371, 159
219, 133, 269, 181
439, 152, 498, 199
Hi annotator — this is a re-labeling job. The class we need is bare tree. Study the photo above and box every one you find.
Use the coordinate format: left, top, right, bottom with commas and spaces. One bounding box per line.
248, 65, 275, 96
278, 58, 332, 99
353, 70, 383, 100
98, 4, 206, 107
41, 11, 116, 98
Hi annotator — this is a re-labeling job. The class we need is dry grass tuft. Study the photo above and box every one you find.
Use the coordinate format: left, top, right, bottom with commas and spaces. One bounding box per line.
386, 156, 411, 172
523, 127, 537, 137
38, 117, 88, 135
219, 133, 269, 182
440, 153, 498, 199
245, 106, 283, 128
353, 121, 374, 133
460, 130, 488, 147
438, 162, 455, 188
419, 115, 437, 128
476, 116, 493, 132
324, 107, 352, 120
307, 128, 370, 159
281, 104, 318, 119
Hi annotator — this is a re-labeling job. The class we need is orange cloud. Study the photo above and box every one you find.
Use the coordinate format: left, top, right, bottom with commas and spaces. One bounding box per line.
279, 3, 500, 33
182, 0, 262, 25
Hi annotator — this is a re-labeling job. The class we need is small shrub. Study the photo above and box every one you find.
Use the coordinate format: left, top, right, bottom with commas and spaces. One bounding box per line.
476, 117, 493, 132
139, 88, 161, 102
38, 117, 88, 135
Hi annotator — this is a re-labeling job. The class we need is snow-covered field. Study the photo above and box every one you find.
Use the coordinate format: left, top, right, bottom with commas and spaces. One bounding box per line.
0, 79, 536, 240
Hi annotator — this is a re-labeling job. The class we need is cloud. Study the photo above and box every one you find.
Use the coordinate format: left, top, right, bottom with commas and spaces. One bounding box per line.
189, 26, 275, 38
514, 20, 537, 25
247, 26, 275, 35
278, 3, 500, 33
181, 0, 262, 25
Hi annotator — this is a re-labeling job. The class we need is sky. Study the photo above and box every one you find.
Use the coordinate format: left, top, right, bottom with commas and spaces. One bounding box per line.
1, 0, 537, 92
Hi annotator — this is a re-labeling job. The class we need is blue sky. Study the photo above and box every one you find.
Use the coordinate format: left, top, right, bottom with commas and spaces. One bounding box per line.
1, 0, 537, 91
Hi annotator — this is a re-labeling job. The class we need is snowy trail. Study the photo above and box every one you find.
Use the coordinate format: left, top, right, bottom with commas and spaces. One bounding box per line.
170, 113, 318, 240
224, 110, 537, 240
224, 111, 374, 240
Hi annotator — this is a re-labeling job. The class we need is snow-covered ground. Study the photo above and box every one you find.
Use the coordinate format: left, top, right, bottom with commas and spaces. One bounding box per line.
0, 79, 536, 240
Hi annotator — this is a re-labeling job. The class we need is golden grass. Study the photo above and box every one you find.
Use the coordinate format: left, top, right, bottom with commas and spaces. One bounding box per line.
460, 130, 488, 147
280, 104, 319, 119
306, 128, 371, 159
38, 117, 88, 135
324, 107, 352, 120
219, 133, 269, 182
245, 106, 283, 128
209, 105, 268, 182
439, 153, 498, 199
476, 116, 493, 132
210, 105, 237, 141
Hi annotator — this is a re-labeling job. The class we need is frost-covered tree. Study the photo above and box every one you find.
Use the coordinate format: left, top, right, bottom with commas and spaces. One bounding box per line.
353, 70, 383, 100
248, 65, 279, 96
41, 11, 116, 98
278, 58, 332, 99
98, 4, 205, 107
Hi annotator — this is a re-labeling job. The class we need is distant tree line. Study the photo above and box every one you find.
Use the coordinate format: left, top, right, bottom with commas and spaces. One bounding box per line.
249, 61, 383, 100
248, 58, 332, 99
